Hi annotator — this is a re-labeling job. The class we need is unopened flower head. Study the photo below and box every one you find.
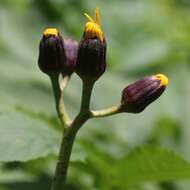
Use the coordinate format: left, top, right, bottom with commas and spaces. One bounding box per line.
76, 8, 106, 82
64, 39, 79, 75
38, 28, 66, 75
120, 74, 168, 113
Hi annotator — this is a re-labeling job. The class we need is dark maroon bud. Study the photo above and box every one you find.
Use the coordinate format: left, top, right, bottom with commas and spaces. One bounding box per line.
38, 28, 66, 75
120, 74, 169, 113
76, 8, 106, 82
63, 39, 78, 75
76, 38, 106, 82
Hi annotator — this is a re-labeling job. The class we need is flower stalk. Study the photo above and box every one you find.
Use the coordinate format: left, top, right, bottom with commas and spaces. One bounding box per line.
91, 104, 122, 118
50, 74, 71, 126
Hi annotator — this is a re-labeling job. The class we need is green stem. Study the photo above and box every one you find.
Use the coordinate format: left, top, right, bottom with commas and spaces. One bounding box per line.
51, 128, 76, 190
91, 104, 121, 118
50, 74, 71, 126
80, 80, 94, 113
51, 80, 94, 190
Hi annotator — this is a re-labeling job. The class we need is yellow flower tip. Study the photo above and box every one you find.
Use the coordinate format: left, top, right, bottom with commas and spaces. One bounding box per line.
83, 7, 103, 42
95, 7, 100, 25
155, 74, 169, 86
43, 28, 59, 37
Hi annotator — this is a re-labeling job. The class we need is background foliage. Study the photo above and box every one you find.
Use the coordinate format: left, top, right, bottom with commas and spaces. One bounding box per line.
0, 0, 190, 189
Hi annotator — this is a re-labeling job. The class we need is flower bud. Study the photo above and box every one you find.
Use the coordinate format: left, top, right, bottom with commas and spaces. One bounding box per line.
76, 8, 106, 82
120, 74, 168, 113
63, 39, 78, 75
38, 28, 66, 75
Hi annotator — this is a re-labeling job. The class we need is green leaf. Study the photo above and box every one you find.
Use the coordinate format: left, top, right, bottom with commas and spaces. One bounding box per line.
0, 109, 60, 162
115, 145, 190, 187
0, 168, 35, 183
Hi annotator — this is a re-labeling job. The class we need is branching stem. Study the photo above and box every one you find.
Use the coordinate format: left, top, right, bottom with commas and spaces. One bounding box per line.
50, 76, 122, 190
51, 79, 94, 190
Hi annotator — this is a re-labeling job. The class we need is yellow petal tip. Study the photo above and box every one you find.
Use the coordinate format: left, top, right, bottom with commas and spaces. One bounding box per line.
83, 8, 103, 42
43, 28, 59, 37
155, 74, 169, 86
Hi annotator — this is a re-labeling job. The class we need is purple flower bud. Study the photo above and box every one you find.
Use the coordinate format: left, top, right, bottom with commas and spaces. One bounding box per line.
76, 8, 106, 82
120, 74, 169, 113
38, 28, 66, 75
64, 39, 78, 75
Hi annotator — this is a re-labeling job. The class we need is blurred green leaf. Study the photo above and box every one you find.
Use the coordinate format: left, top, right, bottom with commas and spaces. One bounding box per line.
0, 109, 60, 162
0, 168, 35, 183
115, 145, 190, 188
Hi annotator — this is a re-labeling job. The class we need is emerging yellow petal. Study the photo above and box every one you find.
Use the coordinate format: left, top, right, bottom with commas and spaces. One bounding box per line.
43, 28, 59, 37
84, 7, 103, 42
155, 74, 169, 86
